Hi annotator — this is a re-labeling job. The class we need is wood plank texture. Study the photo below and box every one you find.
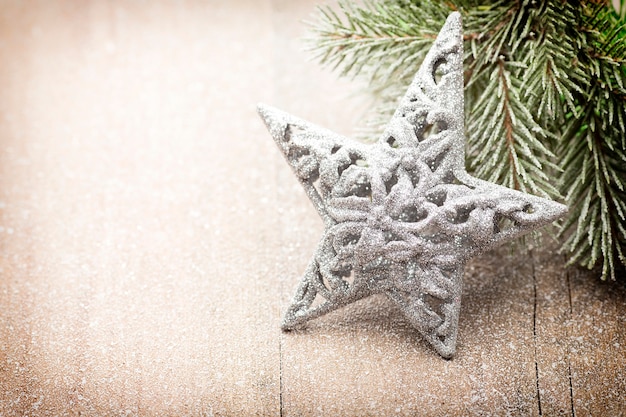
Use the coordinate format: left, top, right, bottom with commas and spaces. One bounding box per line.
533, 249, 575, 416
0, 1, 624, 416
0, 1, 281, 415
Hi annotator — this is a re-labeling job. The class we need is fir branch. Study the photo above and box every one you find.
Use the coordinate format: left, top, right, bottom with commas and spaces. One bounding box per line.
466, 58, 559, 197
559, 110, 626, 279
520, 2, 586, 119
558, 3, 626, 280
307, 0, 626, 280
308, 0, 449, 83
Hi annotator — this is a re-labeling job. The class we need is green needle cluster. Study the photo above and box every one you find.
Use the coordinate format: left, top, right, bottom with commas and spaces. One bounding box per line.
308, 0, 626, 280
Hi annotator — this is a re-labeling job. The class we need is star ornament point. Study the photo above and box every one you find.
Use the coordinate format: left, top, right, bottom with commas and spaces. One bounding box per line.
258, 12, 567, 358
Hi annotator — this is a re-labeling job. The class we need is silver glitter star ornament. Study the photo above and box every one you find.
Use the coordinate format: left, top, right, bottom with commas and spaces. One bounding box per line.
257, 12, 567, 358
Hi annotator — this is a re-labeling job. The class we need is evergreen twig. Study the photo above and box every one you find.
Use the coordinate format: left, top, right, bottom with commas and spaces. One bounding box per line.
307, 0, 626, 280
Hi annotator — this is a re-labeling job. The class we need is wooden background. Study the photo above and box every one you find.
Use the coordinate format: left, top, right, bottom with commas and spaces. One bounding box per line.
0, 1, 624, 415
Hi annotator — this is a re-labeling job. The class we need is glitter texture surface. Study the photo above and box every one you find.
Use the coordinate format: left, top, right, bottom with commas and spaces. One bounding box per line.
259, 13, 568, 358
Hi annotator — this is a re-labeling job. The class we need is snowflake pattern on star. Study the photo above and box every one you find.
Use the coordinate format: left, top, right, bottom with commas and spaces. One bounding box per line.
258, 12, 567, 358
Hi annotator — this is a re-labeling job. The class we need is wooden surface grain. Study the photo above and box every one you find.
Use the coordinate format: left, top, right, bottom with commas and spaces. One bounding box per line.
0, 1, 624, 416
